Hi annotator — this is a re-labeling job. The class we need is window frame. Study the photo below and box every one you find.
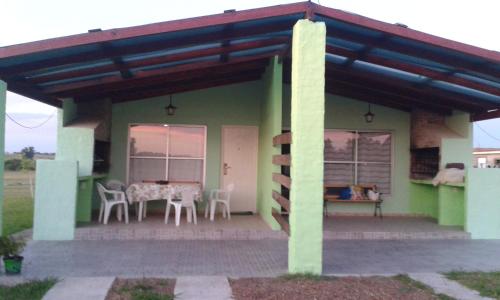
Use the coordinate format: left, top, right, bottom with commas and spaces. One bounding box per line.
126, 123, 207, 187
324, 129, 394, 195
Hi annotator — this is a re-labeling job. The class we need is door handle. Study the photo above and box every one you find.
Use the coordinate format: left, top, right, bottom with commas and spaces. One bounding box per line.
223, 163, 231, 175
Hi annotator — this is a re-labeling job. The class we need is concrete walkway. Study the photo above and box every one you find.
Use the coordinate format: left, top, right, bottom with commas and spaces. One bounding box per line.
16, 239, 500, 278
175, 276, 232, 300
42, 277, 114, 300
409, 273, 493, 300
23, 273, 492, 300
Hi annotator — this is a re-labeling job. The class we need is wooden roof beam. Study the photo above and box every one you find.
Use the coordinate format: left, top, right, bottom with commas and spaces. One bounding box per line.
219, 23, 234, 63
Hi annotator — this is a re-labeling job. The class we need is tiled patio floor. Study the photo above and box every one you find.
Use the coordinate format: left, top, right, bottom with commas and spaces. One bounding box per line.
14, 239, 500, 278
76, 214, 287, 240
75, 214, 469, 240
323, 216, 470, 240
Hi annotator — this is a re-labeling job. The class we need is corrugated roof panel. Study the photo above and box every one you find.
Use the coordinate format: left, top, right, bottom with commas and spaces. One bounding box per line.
325, 53, 350, 64
351, 60, 427, 83
121, 43, 221, 62
25, 59, 114, 78
231, 14, 302, 30
430, 80, 500, 104
326, 37, 364, 51
390, 36, 489, 66
370, 48, 452, 71
454, 73, 500, 88
231, 32, 292, 44
317, 15, 385, 40
0, 44, 101, 68
131, 55, 219, 72
108, 25, 225, 49
38, 71, 119, 87
229, 45, 285, 58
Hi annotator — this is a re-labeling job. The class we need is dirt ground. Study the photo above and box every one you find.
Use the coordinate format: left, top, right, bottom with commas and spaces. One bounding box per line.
105, 278, 175, 300
230, 275, 445, 300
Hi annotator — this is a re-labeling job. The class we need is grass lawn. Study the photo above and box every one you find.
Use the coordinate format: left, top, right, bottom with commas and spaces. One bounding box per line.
446, 271, 500, 299
106, 278, 175, 300
3, 171, 35, 235
0, 279, 56, 300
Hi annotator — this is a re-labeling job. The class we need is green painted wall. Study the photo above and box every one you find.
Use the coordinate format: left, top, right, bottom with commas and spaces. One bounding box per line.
288, 20, 326, 275
438, 185, 465, 226
33, 160, 78, 240
409, 181, 438, 218
466, 168, 500, 239
284, 90, 411, 215
109, 81, 263, 201
56, 100, 95, 177
257, 56, 282, 230
0, 81, 6, 235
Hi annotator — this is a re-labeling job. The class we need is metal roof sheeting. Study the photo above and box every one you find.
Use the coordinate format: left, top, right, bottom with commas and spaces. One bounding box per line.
0, 1, 498, 119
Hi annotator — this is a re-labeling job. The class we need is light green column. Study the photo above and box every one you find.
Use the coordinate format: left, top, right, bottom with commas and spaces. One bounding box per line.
466, 168, 500, 239
0, 81, 6, 235
438, 185, 465, 226
257, 56, 282, 230
57, 100, 95, 177
288, 20, 326, 274
33, 160, 78, 240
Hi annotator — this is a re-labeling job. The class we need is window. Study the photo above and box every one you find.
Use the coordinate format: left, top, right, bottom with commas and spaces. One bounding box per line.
324, 130, 392, 194
128, 125, 206, 184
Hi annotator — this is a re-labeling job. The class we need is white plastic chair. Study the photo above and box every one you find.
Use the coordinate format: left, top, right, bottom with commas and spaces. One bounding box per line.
165, 189, 197, 226
105, 180, 131, 221
209, 183, 235, 221
97, 183, 129, 225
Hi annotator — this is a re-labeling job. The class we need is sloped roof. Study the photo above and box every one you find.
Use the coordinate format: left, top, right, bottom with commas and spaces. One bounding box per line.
0, 2, 499, 119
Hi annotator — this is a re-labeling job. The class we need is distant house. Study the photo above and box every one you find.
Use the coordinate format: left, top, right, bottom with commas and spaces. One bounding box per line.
473, 148, 500, 168
1, 2, 500, 275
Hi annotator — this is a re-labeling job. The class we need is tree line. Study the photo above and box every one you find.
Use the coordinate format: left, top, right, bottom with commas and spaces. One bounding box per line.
5, 147, 41, 171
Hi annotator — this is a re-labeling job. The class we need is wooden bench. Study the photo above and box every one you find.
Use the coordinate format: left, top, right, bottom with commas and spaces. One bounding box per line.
324, 184, 383, 218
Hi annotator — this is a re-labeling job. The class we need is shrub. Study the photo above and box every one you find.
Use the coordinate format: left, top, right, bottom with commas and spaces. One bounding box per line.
0, 236, 26, 258
21, 159, 36, 171
5, 159, 22, 171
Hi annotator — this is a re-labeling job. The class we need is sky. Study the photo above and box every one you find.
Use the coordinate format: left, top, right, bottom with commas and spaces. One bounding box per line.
2, 0, 500, 153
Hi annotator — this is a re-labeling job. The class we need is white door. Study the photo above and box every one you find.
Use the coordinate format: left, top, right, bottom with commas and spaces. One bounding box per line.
221, 126, 258, 213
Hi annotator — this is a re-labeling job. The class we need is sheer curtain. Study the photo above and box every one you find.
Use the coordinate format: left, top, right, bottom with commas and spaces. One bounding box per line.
324, 130, 392, 194
128, 125, 205, 184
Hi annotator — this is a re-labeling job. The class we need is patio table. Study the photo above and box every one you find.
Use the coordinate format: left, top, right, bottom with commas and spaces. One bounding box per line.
126, 182, 202, 222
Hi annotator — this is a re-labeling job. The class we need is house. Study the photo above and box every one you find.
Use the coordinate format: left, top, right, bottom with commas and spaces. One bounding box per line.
473, 148, 500, 168
1, 2, 500, 275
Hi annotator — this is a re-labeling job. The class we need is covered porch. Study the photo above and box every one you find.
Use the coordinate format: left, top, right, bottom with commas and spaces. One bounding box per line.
1, 2, 500, 275
74, 214, 469, 241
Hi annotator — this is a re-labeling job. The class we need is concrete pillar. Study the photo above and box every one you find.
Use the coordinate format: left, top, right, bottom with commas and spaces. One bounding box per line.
0, 81, 6, 235
288, 20, 326, 274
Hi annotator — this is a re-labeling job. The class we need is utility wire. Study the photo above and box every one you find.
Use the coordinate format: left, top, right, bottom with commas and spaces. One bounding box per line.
476, 123, 500, 143
6, 111, 55, 129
